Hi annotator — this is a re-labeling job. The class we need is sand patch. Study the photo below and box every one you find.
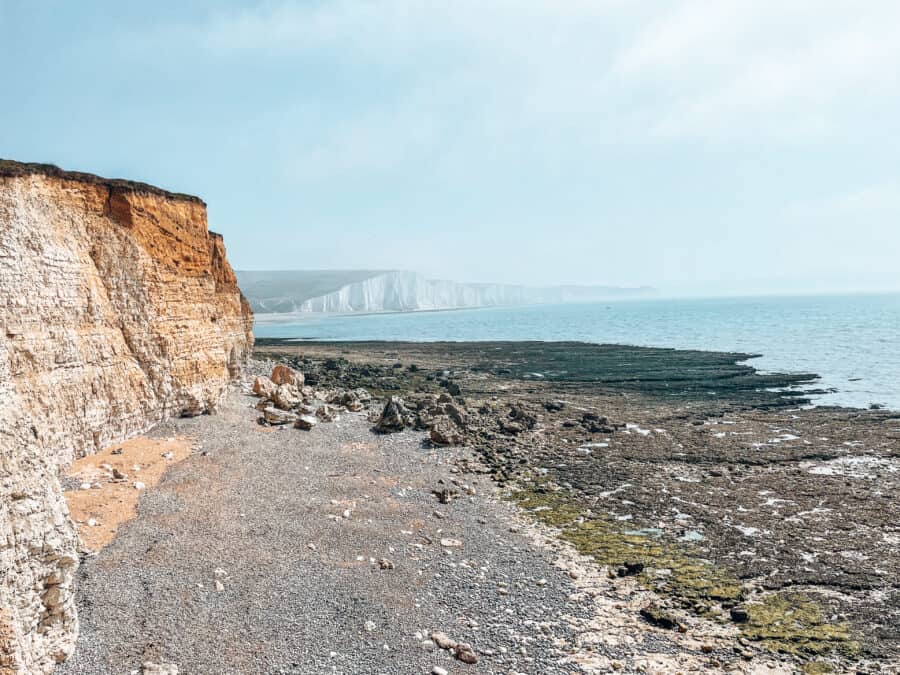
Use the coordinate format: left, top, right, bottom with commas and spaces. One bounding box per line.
64, 436, 193, 552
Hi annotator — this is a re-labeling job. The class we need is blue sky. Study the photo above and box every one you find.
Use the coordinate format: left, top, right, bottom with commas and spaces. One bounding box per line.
2, 1, 898, 295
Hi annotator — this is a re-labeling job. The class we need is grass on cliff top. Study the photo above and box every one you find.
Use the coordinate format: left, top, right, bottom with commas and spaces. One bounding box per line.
509, 481, 858, 660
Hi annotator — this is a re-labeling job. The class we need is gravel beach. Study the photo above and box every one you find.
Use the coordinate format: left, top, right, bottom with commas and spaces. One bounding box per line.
58, 384, 602, 675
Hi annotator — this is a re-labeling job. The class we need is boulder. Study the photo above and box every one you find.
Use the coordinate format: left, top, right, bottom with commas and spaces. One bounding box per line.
272, 384, 302, 410
375, 396, 412, 432
430, 419, 464, 446
252, 375, 276, 398
271, 364, 304, 387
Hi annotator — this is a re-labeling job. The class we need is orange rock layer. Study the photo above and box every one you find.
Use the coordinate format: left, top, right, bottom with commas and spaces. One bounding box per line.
0, 160, 253, 673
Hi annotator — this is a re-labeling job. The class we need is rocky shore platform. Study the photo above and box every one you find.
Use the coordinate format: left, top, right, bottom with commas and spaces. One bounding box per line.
250, 339, 900, 673
58, 341, 898, 674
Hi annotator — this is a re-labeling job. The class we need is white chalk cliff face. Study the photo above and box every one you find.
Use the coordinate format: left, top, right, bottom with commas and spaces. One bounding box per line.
238, 270, 655, 315
0, 161, 253, 673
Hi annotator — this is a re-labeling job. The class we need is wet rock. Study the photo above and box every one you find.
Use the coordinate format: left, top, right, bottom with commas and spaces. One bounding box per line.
730, 607, 750, 623
617, 560, 645, 577
271, 364, 304, 387
640, 605, 680, 630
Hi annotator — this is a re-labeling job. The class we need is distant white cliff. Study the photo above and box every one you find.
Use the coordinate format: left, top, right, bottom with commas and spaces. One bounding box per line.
236, 270, 656, 315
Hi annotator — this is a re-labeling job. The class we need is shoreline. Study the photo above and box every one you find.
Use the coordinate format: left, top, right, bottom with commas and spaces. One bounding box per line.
253, 341, 900, 671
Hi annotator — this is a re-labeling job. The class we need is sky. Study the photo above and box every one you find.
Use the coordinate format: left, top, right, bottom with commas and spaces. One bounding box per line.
1, 0, 899, 296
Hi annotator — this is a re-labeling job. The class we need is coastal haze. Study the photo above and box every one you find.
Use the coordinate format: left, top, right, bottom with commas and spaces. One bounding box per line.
3, 2, 900, 674
237, 269, 655, 314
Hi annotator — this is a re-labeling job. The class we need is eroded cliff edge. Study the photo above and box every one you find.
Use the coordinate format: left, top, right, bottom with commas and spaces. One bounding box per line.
0, 160, 253, 673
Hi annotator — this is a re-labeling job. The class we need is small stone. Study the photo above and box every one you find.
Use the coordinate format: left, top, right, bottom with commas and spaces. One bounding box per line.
86, 518, 98, 527
111, 447, 123, 455
730, 607, 750, 623
432, 667, 449, 675
133, 481, 146, 490
342, 509, 352, 519
214, 580, 225, 592
440, 538, 462, 548
79, 482, 92, 490
162, 451, 174, 460
214, 568, 228, 578
364, 620, 376, 632
455, 642, 478, 664
378, 558, 394, 570
421, 640, 435, 650
112, 467, 127, 480
536, 578, 547, 586
431, 631, 457, 650
141, 664, 179, 675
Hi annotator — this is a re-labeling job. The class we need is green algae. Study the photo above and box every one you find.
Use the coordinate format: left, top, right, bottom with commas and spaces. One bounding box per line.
508, 481, 857, 660
742, 593, 858, 657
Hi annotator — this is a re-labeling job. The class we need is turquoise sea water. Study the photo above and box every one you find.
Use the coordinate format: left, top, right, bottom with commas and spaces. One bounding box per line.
254, 293, 900, 410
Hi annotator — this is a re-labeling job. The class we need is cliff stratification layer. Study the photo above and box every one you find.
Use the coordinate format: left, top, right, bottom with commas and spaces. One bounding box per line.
0, 160, 253, 673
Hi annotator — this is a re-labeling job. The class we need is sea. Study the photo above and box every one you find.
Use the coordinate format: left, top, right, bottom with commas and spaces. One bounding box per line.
253, 293, 900, 411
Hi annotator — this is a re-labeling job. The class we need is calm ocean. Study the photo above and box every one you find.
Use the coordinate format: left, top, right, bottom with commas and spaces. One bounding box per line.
254, 293, 900, 411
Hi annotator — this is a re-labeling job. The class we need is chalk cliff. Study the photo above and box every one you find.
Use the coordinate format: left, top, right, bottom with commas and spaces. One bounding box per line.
238, 269, 656, 315
0, 160, 253, 673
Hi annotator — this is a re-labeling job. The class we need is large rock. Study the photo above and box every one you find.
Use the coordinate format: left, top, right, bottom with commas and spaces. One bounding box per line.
430, 418, 464, 446
0, 160, 253, 672
272, 384, 303, 411
252, 375, 276, 398
270, 364, 303, 387
375, 396, 413, 433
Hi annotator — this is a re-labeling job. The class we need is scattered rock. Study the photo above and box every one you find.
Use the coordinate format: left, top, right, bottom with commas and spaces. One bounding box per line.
272, 384, 303, 410
730, 606, 750, 624
251, 375, 277, 398
378, 558, 394, 570
112, 467, 127, 480
142, 663, 179, 675
617, 560, 645, 577
431, 631, 457, 650
315, 404, 338, 422
375, 396, 412, 432
640, 605, 680, 630
270, 364, 304, 387
455, 642, 478, 664
294, 415, 318, 431
262, 407, 298, 425
430, 418, 464, 446
440, 538, 462, 548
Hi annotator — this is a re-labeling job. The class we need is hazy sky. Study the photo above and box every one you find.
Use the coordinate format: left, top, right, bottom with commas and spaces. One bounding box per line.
2, 1, 898, 295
